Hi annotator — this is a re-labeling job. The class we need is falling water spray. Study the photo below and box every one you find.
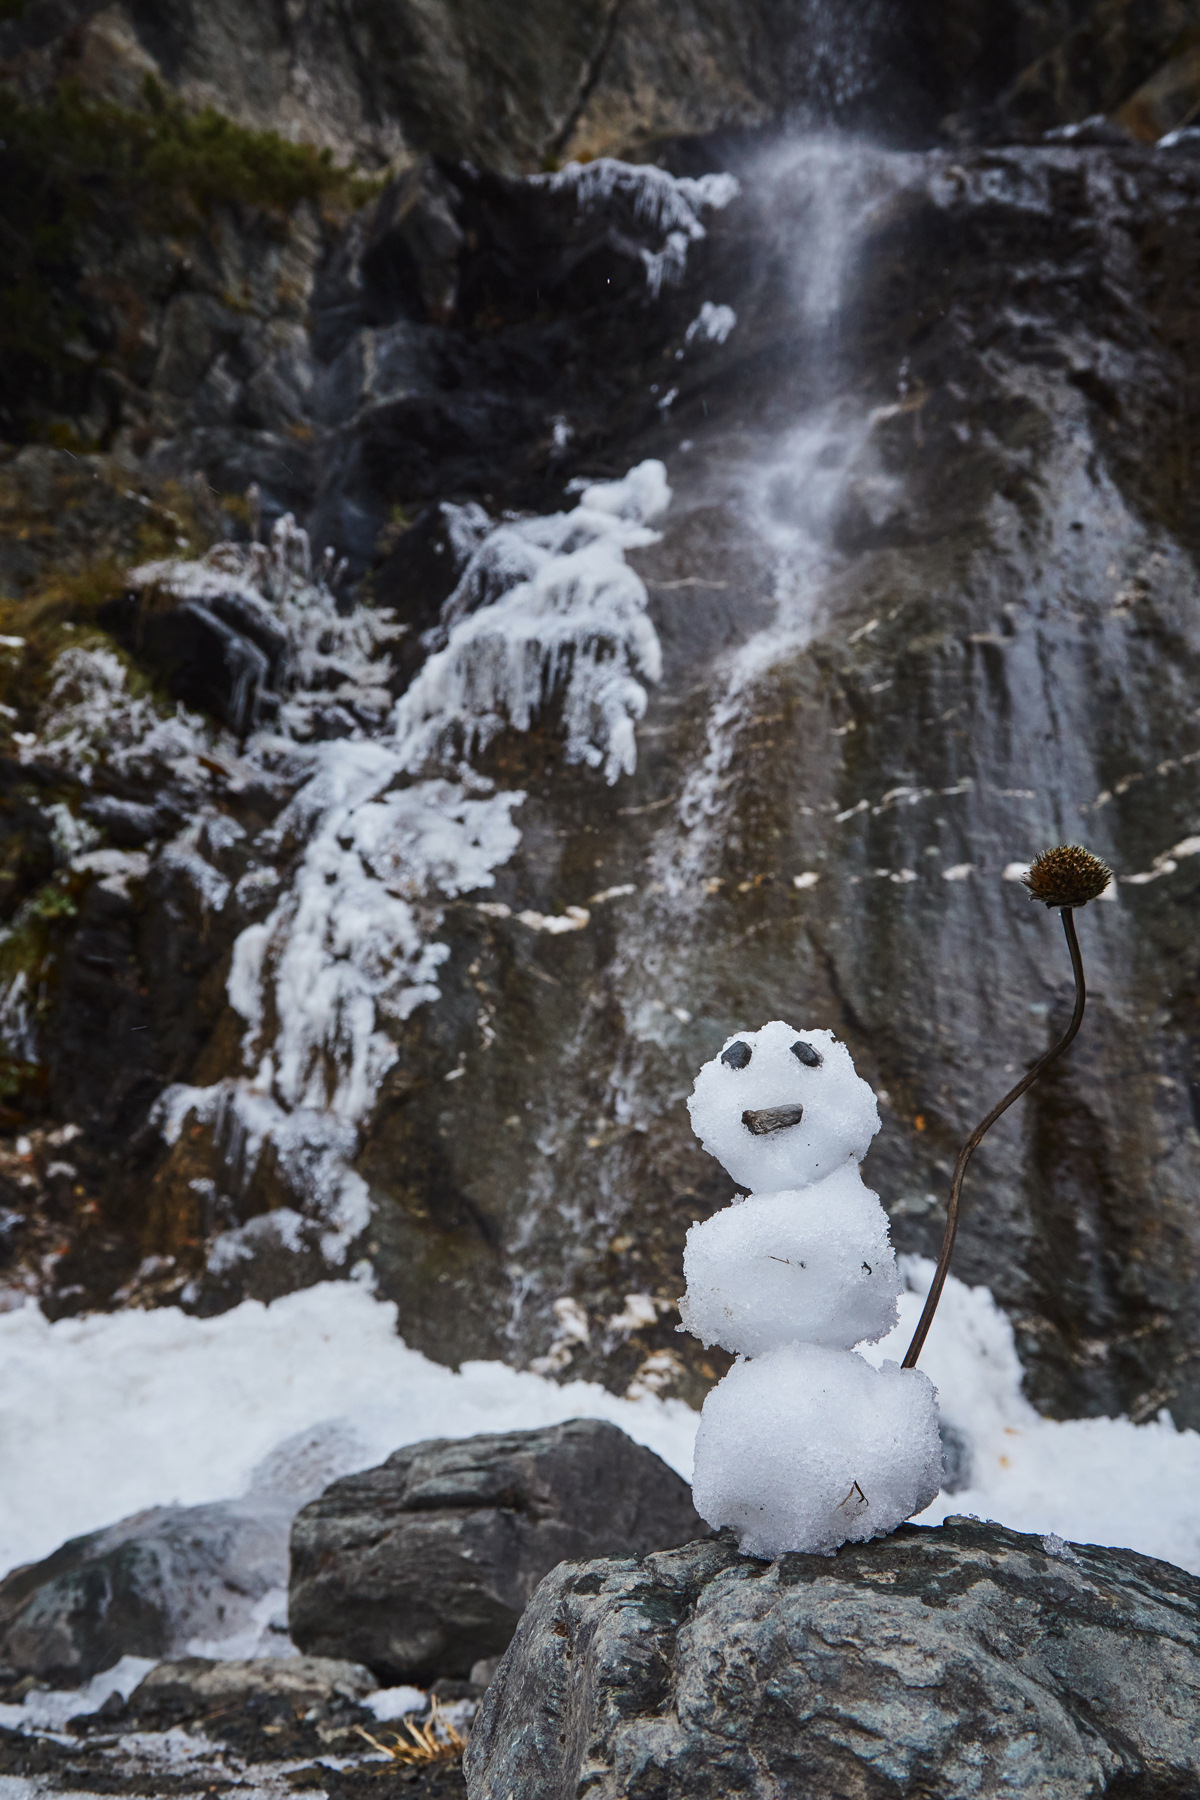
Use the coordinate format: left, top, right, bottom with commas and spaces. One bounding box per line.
902, 844, 1113, 1370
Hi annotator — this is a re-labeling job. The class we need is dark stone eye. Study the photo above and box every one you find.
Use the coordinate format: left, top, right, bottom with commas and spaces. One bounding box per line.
721, 1040, 752, 1069
791, 1040, 823, 1068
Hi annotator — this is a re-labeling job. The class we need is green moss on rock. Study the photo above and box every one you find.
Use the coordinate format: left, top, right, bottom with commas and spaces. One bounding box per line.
0, 75, 381, 438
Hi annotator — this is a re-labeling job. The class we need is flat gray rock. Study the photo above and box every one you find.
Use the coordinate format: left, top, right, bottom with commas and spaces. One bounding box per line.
464, 1518, 1200, 1799
288, 1418, 703, 1683
126, 1654, 376, 1727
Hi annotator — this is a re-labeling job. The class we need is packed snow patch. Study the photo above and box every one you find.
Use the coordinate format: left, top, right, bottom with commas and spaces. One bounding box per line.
869, 1257, 1200, 1575
364, 1686, 426, 1722
0, 1281, 698, 1581
687, 1021, 880, 1193
692, 1342, 940, 1558
2, 1271, 1200, 1601
680, 1164, 901, 1357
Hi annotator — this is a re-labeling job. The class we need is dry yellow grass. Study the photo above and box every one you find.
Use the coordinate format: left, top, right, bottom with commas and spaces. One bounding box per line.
354, 1696, 468, 1768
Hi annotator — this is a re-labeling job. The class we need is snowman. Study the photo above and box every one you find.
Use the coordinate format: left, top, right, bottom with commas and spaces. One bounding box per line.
680, 1019, 941, 1558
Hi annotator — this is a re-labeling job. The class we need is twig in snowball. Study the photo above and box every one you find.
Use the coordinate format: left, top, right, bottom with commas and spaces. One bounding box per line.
902, 845, 1112, 1371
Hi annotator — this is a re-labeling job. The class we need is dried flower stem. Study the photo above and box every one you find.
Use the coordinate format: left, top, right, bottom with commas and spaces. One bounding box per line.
902, 907, 1087, 1370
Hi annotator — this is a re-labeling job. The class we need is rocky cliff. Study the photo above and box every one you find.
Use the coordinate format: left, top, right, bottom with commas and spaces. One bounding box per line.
0, 1, 1198, 1437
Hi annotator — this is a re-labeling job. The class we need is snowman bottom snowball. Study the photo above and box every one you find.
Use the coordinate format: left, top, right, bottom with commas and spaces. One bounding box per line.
691, 1344, 941, 1558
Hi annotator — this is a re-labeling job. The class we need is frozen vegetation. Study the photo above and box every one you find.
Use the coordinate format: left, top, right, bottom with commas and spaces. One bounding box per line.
390, 459, 668, 782
6, 465, 671, 1275
533, 160, 740, 296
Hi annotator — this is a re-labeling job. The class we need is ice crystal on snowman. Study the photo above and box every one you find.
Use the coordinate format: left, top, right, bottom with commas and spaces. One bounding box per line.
680, 1020, 941, 1558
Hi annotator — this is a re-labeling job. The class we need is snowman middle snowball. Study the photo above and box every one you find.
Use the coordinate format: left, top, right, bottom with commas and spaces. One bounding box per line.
681, 1020, 941, 1558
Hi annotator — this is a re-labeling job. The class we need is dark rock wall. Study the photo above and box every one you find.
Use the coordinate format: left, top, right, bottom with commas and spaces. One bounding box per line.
300, 136, 1200, 1426
6, 0, 1199, 169
1, 4, 1199, 1434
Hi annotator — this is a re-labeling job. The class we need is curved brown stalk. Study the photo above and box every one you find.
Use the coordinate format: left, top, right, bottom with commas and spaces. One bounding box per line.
902, 907, 1086, 1370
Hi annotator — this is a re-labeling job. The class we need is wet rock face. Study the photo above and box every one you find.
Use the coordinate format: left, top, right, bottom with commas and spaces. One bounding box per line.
288, 1420, 703, 1683
3, 18, 1200, 1438
334, 134, 1200, 1427
464, 1518, 1200, 1799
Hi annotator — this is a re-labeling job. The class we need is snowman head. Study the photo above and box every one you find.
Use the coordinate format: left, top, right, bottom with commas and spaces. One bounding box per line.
687, 1019, 880, 1192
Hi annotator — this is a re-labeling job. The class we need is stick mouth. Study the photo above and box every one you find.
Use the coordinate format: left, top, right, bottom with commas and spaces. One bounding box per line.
741, 1103, 804, 1136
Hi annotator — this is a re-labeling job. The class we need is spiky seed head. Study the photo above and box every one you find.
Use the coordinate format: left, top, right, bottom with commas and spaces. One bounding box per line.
1022, 844, 1112, 909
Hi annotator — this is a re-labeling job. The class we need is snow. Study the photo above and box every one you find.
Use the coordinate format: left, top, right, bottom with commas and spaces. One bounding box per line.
391, 462, 668, 783
223, 762, 524, 1121
1042, 1531, 1082, 1565
1, 1257, 1199, 1649
23, 644, 220, 792
134, 520, 399, 744
1121, 831, 1200, 884
686, 301, 737, 345
0, 1281, 698, 1582
534, 160, 739, 233
70, 848, 151, 899
872, 1257, 1200, 1576
687, 1020, 880, 1192
533, 161, 739, 297
365, 1686, 426, 1722
0, 1656, 156, 1734
679, 1163, 901, 1356
691, 1343, 941, 1558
